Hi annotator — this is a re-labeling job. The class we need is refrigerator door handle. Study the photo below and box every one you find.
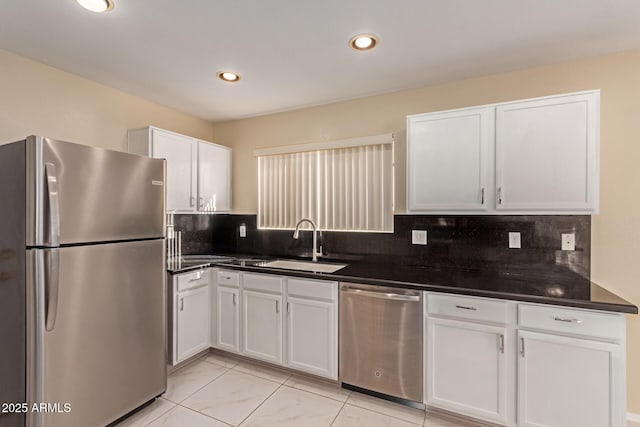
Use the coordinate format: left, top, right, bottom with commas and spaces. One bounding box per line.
44, 162, 60, 247
45, 249, 60, 332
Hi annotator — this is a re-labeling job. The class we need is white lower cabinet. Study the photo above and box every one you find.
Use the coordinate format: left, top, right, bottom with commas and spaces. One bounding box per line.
286, 296, 337, 379
171, 269, 211, 365
426, 317, 510, 425
217, 286, 240, 353
243, 290, 283, 364
516, 303, 626, 427
285, 277, 338, 380
175, 285, 210, 363
425, 293, 515, 426
425, 293, 627, 427
210, 271, 338, 380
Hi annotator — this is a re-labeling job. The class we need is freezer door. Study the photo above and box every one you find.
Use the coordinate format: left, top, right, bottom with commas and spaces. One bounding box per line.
26, 240, 166, 427
26, 136, 165, 246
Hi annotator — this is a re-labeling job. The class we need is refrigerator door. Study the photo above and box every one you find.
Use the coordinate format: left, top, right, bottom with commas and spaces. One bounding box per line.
26, 239, 166, 427
26, 136, 165, 247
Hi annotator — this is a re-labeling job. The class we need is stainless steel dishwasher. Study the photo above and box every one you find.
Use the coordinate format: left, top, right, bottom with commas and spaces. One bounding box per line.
339, 283, 423, 402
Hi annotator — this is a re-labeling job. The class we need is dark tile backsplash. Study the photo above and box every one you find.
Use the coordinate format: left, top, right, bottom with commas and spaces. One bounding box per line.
173, 214, 590, 278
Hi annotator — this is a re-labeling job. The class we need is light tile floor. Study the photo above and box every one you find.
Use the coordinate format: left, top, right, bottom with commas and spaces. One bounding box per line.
116, 352, 479, 427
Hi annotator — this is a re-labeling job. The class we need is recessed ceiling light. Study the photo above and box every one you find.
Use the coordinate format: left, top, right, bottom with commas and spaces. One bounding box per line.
349, 34, 378, 51
217, 71, 241, 83
76, 0, 114, 12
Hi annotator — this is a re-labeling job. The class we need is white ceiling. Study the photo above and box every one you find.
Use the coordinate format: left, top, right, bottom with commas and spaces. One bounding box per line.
1, 1, 640, 122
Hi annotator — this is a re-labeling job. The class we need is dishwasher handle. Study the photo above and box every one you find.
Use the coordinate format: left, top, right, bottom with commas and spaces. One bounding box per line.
341, 287, 420, 302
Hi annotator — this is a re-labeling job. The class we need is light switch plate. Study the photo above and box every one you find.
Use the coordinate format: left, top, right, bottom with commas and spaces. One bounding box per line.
412, 230, 427, 245
508, 232, 521, 249
561, 233, 575, 251
239, 225, 247, 238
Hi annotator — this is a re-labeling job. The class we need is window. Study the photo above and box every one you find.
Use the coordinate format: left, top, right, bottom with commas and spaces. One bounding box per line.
256, 134, 394, 232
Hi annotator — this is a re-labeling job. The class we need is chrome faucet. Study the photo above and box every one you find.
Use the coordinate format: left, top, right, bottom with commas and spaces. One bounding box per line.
293, 218, 321, 262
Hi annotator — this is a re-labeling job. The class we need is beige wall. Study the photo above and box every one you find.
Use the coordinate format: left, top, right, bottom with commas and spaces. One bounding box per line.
0, 48, 214, 151
213, 50, 640, 413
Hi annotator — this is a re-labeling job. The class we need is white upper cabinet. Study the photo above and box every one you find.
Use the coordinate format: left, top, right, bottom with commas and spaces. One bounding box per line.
407, 107, 493, 211
129, 127, 197, 212
197, 141, 231, 212
407, 90, 599, 214
495, 92, 599, 212
128, 126, 232, 212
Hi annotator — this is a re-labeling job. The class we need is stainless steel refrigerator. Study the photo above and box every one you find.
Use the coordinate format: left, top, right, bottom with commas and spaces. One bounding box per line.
0, 136, 167, 427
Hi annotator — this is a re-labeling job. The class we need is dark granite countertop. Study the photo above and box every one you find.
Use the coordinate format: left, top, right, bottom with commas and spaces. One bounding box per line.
167, 254, 637, 314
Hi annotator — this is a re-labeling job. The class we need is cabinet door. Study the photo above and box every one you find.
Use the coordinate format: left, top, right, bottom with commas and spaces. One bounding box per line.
286, 297, 337, 380
151, 128, 197, 212
495, 92, 599, 212
197, 141, 231, 212
407, 107, 492, 211
426, 317, 510, 425
175, 286, 210, 363
242, 291, 283, 364
217, 286, 240, 353
518, 330, 623, 427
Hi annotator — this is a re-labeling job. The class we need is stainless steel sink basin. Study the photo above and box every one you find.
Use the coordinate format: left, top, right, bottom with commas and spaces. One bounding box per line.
262, 260, 348, 273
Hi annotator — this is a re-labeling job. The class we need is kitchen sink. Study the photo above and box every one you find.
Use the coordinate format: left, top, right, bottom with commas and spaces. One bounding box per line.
262, 260, 348, 273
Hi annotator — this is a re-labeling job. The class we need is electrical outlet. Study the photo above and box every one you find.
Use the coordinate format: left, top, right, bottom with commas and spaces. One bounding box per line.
412, 230, 427, 245
239, 225, 247, 238
561, 233, 575, 251
508, 232, 521, 249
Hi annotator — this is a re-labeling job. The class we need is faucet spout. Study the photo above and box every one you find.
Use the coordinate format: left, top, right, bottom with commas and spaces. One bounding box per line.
293, 218, 321, 262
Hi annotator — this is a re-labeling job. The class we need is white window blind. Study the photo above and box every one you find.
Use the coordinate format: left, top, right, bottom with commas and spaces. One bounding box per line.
257, 134, 394, 232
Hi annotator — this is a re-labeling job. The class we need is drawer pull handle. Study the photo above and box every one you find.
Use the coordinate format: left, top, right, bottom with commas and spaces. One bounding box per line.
188, 272, 203, 282
554, 316, 582, 324
232, 294, 237, 305
180, 297, 184, 311
455, 304, 477, 311
520, 337, 525, 357
498, 334, 504, 353
287, 302, 290, 313
276, 300, 280, 313
222, 276, 231, 280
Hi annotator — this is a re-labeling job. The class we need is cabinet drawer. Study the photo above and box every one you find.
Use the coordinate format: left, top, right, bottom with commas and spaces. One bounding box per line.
177, 269, 209, 292
287, 278, 337, 301
427, 293, 508, 324
243, 273, 283, 293
217, 270, 239, 287
518, 304, 625, 342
